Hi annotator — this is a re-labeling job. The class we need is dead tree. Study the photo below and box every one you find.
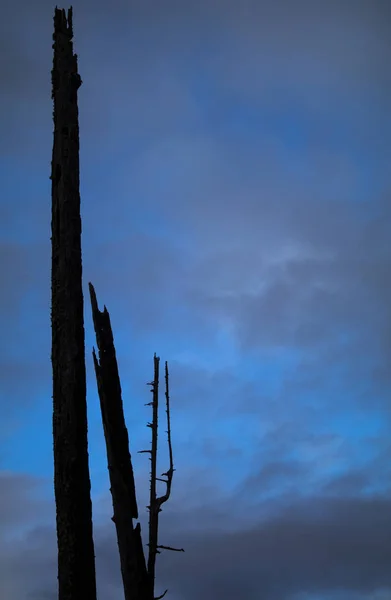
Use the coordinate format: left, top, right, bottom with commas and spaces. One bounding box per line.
143, 356, 184, 600
89, 285, 183, 600
51, 7, 97, 600
89, 283, 149, 600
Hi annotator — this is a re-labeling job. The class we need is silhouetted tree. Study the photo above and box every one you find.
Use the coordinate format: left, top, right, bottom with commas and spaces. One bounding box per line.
51, 7, 97, 600
89, 283, 149, 600
143, 356, 184, 600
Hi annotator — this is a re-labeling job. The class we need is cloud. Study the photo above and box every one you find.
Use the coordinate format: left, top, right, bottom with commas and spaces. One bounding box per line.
160, 494, 391, 600
1, 471, 391, 600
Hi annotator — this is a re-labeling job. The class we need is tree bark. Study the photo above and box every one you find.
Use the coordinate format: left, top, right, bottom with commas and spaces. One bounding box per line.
51, 8, 97, 600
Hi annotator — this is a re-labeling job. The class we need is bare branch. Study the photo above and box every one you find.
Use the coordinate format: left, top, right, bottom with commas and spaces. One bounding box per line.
156, 545, 185, 553
155, 362, 174, 507
155, 589, 168, 600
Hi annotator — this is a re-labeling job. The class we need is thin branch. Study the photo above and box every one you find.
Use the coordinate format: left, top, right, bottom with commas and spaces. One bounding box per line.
156, 545, 185, 553
155, 589, 168, 600
155, 362, 174, 506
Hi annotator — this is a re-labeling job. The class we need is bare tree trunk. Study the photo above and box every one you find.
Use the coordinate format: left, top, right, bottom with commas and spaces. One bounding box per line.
145, 359, 183, 600
147, 355, 159, 598
51, 8, 97, 600
89, 283, 149, 600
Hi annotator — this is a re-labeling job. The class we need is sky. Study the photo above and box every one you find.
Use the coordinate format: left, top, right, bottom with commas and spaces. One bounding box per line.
0, 0, 391, 598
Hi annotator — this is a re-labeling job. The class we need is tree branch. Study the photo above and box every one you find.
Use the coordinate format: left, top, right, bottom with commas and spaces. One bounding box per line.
156, 545, 185, 553
155, 362, 174, 507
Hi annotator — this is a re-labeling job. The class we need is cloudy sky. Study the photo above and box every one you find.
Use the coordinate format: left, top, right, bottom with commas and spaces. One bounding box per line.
1, 0, 391, 598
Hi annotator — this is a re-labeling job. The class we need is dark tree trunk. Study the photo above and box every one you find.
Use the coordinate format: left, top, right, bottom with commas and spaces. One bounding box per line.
89, 283, 149, 600
51, 8, 97, 600
147, 355, 160, 598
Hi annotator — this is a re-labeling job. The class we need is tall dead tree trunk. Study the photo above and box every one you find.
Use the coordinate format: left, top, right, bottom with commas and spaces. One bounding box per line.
89, 283, 149, 600
51, 8, 97, 600
146, 355, 160, 596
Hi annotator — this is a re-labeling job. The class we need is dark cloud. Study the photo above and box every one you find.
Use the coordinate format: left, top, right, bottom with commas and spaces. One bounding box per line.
1, 472, 391, 600
161, 494, 391, 600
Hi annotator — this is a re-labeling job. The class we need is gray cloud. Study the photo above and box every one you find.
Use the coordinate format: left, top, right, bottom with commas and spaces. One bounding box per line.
1, 472, 391, 600
160, 494, 391, 600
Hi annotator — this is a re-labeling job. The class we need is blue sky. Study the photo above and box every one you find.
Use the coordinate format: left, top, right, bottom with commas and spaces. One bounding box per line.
1, 1, 391, 599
